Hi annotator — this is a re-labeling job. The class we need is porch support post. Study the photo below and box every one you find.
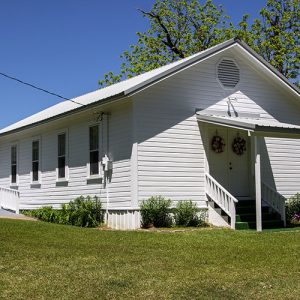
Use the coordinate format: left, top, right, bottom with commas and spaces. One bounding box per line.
254, 136, 262, 232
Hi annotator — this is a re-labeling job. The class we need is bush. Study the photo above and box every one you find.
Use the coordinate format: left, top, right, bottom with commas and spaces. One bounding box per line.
27, 206, 61, 223
286, 193, 300, 225
23, 195, 103, 228
67, 196, 103, 227
140, 196, 172, 228
174, 201, 197, 226
174, 201, 208, 227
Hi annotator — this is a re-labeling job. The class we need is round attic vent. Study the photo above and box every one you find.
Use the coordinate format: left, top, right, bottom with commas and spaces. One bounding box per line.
217, 59, 240, 89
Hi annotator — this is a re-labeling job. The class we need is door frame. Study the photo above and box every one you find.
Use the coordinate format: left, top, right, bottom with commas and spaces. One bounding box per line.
204, 123, 252, 199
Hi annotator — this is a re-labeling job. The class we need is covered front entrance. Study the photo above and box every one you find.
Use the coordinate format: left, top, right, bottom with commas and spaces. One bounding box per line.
198, 110, 300, 231
207, 125, 250, 198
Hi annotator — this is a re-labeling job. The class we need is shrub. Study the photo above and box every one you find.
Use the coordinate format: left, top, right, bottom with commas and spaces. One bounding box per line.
67, 196, 103, 227
140, 196, 172, 228
174, 201, 198, 226
194, 209, 208, 227
26, 206, 60, 223
286, 193, 300, 225
173, 201, 208, 227
23, 195, 103, 228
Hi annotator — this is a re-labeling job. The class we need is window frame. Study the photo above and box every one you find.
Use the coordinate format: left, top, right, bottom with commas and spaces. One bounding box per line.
10, 143, 19, 187
30, 137, 41, 186
87, 124, 102, 179
56, 130, 69, 182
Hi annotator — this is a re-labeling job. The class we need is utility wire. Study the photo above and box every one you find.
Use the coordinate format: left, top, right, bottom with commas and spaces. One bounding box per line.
0, 71, 85, 106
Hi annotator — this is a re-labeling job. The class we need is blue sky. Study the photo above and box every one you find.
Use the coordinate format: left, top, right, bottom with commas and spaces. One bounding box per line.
0, 0, 265, 129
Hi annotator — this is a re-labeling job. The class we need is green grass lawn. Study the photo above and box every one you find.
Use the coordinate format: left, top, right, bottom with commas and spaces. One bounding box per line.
0, 219, 299, 300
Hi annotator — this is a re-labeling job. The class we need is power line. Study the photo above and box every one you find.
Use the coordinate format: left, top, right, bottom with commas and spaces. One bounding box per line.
0, 71, 85, 106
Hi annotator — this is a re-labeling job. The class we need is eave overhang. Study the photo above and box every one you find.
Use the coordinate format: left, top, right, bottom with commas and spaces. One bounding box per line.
197, 112, 300, 138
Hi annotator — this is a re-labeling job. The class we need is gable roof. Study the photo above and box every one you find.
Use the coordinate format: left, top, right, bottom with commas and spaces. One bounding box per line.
0, 38, 299, 137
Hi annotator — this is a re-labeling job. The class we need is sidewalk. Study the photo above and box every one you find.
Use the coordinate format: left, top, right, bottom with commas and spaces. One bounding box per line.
0, 209, 36, 221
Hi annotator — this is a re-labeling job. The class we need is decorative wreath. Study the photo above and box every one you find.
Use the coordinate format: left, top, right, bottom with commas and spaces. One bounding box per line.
211, 135, 226, 153
232, 136, 246, 155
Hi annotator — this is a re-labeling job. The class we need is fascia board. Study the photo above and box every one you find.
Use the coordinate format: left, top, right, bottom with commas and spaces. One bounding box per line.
125, 40, 238, 97
197, 115, 256, 131
235, 42, 300, 98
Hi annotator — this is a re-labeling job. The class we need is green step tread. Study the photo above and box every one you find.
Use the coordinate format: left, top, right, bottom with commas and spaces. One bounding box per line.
236, 220, 284, 230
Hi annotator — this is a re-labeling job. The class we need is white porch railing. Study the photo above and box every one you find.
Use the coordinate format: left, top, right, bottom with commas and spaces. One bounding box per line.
261, 181, 286, 226
0, 187, 20, 214
205, 173, 238, 229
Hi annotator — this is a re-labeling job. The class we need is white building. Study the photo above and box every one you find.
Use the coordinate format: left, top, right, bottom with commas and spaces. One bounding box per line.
1, 39, 299, 230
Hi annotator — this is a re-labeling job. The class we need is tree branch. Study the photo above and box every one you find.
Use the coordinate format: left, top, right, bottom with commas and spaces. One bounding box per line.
139, 9, 185, 58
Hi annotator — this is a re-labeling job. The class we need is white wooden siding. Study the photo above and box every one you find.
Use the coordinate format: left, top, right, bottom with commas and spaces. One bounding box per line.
134, 93, 206, 204
134, 47, 300, 204
262, 138, 300, 198
0, 101, 133, 209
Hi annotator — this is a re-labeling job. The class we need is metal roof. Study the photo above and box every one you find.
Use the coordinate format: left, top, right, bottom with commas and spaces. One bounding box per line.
0, 38, 299, 137
197, 112, 300, 136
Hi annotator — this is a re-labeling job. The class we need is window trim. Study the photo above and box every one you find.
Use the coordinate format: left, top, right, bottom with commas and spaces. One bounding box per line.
10, 142, 19, 187
87, 123, 102, 179
56, 129, 69, 183
30, 137, 41, 186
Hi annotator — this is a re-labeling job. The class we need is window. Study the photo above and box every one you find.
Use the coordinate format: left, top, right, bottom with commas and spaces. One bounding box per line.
89, 125, 99, 176
11, 145, 17, 184
58, 133, 66, 179
32, 140, 40, 182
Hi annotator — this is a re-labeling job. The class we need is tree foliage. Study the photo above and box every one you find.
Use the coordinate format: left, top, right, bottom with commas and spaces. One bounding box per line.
99, 0, 234, 86
99, 0, 299, 87
237, 0, 299, 84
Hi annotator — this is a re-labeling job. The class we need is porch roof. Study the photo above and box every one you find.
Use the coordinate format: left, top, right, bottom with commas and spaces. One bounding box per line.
196, 112, 300, 137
